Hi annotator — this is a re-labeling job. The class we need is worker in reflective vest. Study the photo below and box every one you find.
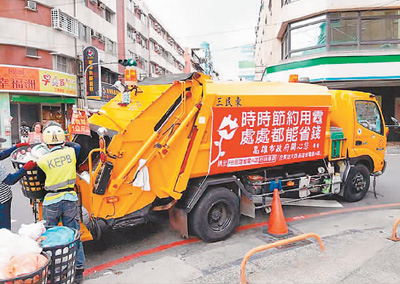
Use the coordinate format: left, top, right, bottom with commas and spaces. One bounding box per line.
36, 122, 85, 284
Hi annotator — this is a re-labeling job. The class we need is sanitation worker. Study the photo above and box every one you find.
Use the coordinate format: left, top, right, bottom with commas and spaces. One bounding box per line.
36, 122, 85, 283
0, 139, 36, 229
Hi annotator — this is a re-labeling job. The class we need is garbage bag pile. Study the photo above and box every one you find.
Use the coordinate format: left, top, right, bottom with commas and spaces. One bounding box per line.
0, 225, 44, 280
12, 144, 50, 163
0, 222, 75, 280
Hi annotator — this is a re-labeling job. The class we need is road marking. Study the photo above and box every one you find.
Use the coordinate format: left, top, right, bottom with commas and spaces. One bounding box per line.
84, 239, 199, 276
84, 202, 400, 277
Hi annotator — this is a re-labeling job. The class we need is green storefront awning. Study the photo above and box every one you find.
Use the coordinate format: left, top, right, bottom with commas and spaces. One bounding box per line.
11, 95, 76, 104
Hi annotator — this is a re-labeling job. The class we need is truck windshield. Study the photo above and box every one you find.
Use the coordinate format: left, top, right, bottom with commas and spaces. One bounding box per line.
355, 101, 383, 135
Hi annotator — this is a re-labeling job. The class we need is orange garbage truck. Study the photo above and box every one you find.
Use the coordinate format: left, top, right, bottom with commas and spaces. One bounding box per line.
72, 72, 387, 242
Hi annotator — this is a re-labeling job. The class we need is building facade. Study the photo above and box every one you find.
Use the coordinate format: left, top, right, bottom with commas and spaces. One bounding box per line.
184, 42, 219, 79
121, 0, 185, 80
255, 0, 400, 137
0, 0, 186, 144
238, 44, 255, 81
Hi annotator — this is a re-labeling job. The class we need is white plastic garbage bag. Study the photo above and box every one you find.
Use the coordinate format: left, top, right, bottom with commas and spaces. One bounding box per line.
18, 221, 46, 241
0, 229, 42, 279
132, 159, 151, 191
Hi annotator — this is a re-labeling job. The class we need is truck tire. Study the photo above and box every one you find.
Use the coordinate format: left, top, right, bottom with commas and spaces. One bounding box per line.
343, 164, 370, 202
190, 187, 240, 242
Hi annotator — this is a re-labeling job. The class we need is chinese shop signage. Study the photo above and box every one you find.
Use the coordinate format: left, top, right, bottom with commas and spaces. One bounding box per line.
83, 46, 100, 97
210, 106, 329, 175
101, 83, 118, 101
71, 109, 90, 136
0, 65, 77, 96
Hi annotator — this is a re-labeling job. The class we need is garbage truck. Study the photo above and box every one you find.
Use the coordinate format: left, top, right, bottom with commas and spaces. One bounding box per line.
68, 72, 387, 242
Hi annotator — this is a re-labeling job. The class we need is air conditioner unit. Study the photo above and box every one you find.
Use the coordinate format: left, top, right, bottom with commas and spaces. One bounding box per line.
90, 0, 97, 4
26, 0, 37, 11
98, 2, 105, 9
98, 34, 105, 42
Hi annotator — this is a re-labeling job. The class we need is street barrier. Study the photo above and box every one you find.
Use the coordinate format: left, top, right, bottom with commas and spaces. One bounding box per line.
240, 233, 325, 284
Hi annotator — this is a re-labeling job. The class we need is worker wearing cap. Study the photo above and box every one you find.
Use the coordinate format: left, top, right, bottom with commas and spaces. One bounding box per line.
0, 139, 36, 230
36, 122, 85, 283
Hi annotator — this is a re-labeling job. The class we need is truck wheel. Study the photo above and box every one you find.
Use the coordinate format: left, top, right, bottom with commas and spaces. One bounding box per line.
190, 187, 239, 242
343, 164, 370, 202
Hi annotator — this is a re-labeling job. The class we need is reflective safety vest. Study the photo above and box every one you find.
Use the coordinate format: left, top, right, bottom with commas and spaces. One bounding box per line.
37, 147, 76, 191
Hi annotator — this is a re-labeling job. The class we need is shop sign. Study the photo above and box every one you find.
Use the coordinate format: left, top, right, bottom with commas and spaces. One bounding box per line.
209, 106, 328, 175
39, 70, 76, 96
0, 65, 77, 96
70, 109, 90, 136
0, 66, 40, 91
101, 83, 118, 101
83, 46, 100, 97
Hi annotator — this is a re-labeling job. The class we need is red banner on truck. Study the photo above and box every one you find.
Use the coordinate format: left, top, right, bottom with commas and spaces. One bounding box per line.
70, 109, 90, 136
210, 107, 329, 175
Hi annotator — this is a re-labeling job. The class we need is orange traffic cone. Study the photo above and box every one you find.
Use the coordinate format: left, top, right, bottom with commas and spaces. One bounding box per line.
267, 188, 288, 236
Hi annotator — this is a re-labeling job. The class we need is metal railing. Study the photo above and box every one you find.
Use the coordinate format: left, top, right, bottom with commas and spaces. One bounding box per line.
240, 233, 325, 284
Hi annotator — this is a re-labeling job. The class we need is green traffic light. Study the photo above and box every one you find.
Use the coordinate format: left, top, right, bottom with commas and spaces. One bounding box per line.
127, 59, 137, 66
119, 59, 137, 66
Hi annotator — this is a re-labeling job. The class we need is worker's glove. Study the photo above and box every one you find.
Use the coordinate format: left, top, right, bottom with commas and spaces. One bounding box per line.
23, 161, 37, 171
16, 142, 30, 148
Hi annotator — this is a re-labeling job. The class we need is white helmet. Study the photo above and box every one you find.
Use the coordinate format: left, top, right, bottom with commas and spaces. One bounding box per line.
43, 124, 65, 145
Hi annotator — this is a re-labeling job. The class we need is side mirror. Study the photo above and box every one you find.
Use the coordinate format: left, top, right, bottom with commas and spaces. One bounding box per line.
391, 117, 400, 126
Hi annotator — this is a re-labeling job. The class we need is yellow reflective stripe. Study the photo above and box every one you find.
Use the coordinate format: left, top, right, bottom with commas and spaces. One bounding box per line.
44, 191, 76, 201
45, 179, 76, 191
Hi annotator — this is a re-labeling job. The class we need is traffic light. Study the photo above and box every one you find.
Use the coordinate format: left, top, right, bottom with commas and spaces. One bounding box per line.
118, 59, 137, 66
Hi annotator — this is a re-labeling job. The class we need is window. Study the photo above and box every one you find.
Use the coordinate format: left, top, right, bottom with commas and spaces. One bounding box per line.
105, 9, 112, 23
361, 17, 400, 41
78, 23, 90, 42
105, 39, 116, 55
55, 55, 68, 73
281, 9, 400, 59
127, 25, 136, 41
26, 47, 39, 58
101, 68, 118, 84
330, 18, 358, 44
356, 101, 383, 135
127, 0, 133, 12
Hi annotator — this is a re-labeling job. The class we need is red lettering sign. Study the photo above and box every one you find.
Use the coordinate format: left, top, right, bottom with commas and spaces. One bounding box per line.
70, 110, 90, 136
209, 107, 328, 175
0, 67, 40, 91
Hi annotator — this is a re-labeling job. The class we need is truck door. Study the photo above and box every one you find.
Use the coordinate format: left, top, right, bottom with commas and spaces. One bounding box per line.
354, 100, 386, 171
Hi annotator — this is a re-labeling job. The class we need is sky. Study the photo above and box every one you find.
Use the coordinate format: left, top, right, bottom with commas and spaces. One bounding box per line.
144, 0, 260, 80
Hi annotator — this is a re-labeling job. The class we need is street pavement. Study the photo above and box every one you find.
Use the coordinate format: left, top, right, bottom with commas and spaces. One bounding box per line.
6, 146, 400, 283
84, 207, 400, 284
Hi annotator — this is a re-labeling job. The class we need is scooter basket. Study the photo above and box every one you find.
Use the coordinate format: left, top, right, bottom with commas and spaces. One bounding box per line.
42, 228, 80, 284
0, 252, 51, 284
11, 146, 46, 200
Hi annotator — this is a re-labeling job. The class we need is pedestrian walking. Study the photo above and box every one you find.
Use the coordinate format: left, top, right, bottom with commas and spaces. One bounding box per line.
36, 122, 85, 283
19, 121, 30, 143
0, 139, 36, 230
